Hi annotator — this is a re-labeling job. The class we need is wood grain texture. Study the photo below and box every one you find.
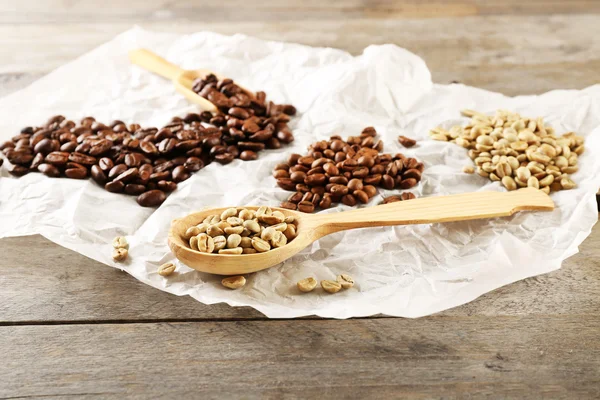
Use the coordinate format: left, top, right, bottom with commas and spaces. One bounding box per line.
1, 14, 600, 96
2, 317, 600, 398
2, 222, 599, 323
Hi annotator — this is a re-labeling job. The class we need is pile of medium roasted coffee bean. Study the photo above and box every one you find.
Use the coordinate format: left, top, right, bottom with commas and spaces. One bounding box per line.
185, 206, 297, 255
273, 127, 424, 212
430, 109, 584, 194
192, 73, 295, 146
1, 104, 295, 207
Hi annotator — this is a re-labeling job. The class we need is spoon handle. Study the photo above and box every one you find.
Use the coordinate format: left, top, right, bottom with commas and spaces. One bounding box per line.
313, 188, 554, 233
129, 48, 183, 80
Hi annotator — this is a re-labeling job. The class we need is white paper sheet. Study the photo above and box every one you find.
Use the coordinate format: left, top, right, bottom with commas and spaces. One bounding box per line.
1, 27, 599, 318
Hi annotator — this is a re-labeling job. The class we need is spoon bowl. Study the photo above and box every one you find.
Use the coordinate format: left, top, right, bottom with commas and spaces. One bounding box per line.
129, 48, 253, 113
168, 188, 555, 275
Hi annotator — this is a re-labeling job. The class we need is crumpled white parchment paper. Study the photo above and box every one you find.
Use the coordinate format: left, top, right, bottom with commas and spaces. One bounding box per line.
1, 27, 599, 318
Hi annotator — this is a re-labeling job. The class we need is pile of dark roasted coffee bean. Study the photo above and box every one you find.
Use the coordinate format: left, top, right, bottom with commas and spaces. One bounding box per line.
1, 91, 296, 207
192, 74, 295, 145
273, 127, 424, 212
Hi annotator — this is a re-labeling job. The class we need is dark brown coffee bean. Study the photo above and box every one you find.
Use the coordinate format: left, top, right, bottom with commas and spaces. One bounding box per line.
248, 130, 272, 142
370, 164, 385, 175
305, 173, 326, 186
288, 191, 304, 203
361, 127, 377, 137
108, 164, 127, 179
45, 151, 69, 165
157, 180, 177, 192
237, 142, 265, 152
274, 163, 290, 171
307, 166, 324, 176
381, 174, 395, 190
398, 135, 417, 148
363, 174, 382, 185
296, 184, 310, 193
150, 171, 171, 182
342, 194, 357, 206
385, 163, 398, 177
323, 163, 339, 176
319, 195, 332, 209
288, 153, 301, 166
30, 153, 44, 170
357, 155, 375, 168
124, 153, 144, 167
34, 138, 56, 154
228, 107, 250, 119
399, 178, 417, 189
38, 163, 61, 177
352, 166, 369, 178
277, 178, 296, 191
342, 159, 358, 171
1, 141, 15, 151
347, 178, 363, 192
98, 157, 113, 172
354, 190, 369, 204
329, 176, 348, 185
124, 184, 147, 195
297, 201, 315, 213
276, 130, 294, 144
301, 192, 313, 203
273, 169, 290, 179
139, 141, 158, 155
137, 190, 166, 207
242, 119, 260, 134
65, 168, 87, 179
239, 150, 258, 161
402, 168, 422, 181
74, 142, 91, 153
114, 167, 139, 183
59, 141, 76, 152
290, 171, 307, 183
172, 165, 190, 182
183, 157, 203, 172
280, 201, 297, 210
7, 151, 34, 165
311, 193, 321, 207
7, 164, 29, 176
158, 138, 177, 153
290, 164, 309, 173
154, 160, 174, 173
88, 139, 112, 156
91, 165, 108, 185
104, 180, 124, 193
215, 152, 234, 164
374, 140, 384, 151
330, 184, 349, 196
362, 185, 376, 198
310, 187, 325, 196
298, 156, 315, 167
68, 152, 96, 165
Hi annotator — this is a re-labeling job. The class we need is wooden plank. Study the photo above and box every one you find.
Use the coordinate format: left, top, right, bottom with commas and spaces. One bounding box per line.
1, 0, 599, 24
1, 14, 598, 96
2, 316, 599, 398
1, 223, 598, 323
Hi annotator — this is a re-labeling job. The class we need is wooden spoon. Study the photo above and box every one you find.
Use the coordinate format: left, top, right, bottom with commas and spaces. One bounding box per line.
168, 188, 554, 275
128, 48, 252, 114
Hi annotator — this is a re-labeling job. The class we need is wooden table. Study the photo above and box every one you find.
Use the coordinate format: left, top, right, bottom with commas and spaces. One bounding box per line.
2, 1, 599, 398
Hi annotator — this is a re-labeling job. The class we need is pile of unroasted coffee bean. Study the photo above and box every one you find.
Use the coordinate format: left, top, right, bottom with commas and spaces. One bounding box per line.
192, 73, 295, 146
1, 103, 295, 207
185, 206, 297, 255
273, 127, 424, 212
430, 109, 584, 194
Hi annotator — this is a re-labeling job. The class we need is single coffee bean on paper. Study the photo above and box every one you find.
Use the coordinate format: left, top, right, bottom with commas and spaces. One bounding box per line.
430, 109, 584, 194
274, 127, 424, 212
2, 91, 296, 207
185, 207, 297, 255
